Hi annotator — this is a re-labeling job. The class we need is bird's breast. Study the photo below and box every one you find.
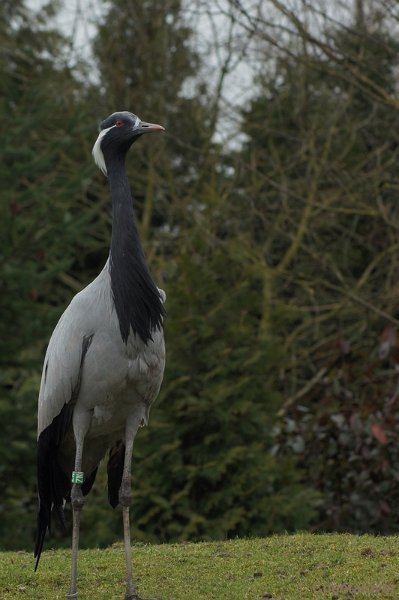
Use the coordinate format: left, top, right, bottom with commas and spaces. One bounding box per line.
77, 326, 165, 440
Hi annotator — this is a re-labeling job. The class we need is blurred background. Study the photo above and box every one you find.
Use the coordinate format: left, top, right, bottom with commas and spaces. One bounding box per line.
2, 0, 399, 551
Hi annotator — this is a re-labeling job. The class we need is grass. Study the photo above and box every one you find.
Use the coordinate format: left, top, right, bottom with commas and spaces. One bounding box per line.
1, 533, 399, 599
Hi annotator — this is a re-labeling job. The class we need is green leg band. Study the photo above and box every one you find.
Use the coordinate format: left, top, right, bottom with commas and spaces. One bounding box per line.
71, 471, 84, 485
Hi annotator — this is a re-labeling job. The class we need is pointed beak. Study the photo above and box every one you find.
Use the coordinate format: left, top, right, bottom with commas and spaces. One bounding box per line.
136, 121, 165, 134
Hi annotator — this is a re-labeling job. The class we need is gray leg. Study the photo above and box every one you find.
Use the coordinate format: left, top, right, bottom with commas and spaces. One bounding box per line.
119, 410, 144, 600
67, 483, 84, 600
67, 410, 91, 600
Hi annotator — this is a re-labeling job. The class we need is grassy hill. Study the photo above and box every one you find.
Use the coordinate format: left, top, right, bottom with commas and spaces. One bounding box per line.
1, 533, 399, 599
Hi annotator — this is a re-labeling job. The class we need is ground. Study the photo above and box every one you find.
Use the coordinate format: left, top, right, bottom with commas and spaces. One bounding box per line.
1, 533, 399, 599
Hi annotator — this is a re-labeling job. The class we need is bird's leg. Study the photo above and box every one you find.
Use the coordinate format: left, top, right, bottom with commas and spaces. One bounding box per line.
67, 409, 91, 600
120, 410, 143, 600
67, 481, 84, 600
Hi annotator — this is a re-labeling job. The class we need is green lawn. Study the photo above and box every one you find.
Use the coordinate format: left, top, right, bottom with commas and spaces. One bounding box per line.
1, 533, 399, 599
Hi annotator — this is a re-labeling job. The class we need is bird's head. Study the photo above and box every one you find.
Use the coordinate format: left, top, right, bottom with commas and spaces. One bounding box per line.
92, 111, 165, 176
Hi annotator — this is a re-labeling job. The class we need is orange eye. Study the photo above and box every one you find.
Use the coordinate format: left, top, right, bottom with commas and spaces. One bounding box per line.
115, 119, 123, 127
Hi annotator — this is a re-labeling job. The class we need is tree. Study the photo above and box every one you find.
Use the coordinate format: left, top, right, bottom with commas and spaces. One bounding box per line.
227, 0, 399, 532
0, 0, 96, 549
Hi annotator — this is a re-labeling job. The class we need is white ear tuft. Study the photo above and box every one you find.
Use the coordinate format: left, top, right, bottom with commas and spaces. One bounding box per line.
92, 126, 115, 175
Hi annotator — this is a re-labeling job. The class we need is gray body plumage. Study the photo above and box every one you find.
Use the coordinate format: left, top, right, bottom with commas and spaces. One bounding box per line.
38, 259, 165, 475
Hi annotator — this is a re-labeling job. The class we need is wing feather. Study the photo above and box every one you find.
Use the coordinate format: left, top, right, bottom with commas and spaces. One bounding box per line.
37, 302, 89, 437
35, 295, 94, 569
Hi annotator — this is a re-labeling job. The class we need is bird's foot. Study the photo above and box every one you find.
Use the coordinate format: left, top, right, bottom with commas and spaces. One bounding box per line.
66, 592, 78, 600
125, 596, 161, 600
124, 585, 140, 600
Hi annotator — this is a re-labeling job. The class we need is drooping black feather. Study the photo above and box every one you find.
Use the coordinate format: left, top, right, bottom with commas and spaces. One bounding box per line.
82, 467, 98, 496
34, 334, 93, 570
109, 221, 165, 344
34, 404, 72, 571
107, 440, 126, 508
106, 153, 165, 344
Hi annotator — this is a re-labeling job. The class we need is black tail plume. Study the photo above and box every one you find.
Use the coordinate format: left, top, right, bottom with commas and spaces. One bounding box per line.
34, 406, 72, 570
107, 441, 125, 508
34, 433, 54, 571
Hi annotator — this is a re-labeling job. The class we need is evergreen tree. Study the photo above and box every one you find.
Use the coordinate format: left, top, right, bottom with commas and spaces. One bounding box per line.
0, 0, 95, 549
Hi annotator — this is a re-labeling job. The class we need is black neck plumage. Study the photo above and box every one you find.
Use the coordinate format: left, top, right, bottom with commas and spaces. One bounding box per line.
107, 153, 165, 344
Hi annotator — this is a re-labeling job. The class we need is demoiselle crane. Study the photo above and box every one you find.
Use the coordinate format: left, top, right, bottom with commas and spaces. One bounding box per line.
34, 111, 166, 600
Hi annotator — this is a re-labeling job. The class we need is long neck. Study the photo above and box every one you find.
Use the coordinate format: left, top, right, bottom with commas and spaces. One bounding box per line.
108, 154, 138, 259
107, 153, 165, 344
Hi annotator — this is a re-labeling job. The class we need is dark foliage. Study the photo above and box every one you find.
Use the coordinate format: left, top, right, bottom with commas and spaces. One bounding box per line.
276, 327, 399, 533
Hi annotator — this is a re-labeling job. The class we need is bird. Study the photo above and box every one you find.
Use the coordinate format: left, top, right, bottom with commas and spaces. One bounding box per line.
34, 111, 166, 600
